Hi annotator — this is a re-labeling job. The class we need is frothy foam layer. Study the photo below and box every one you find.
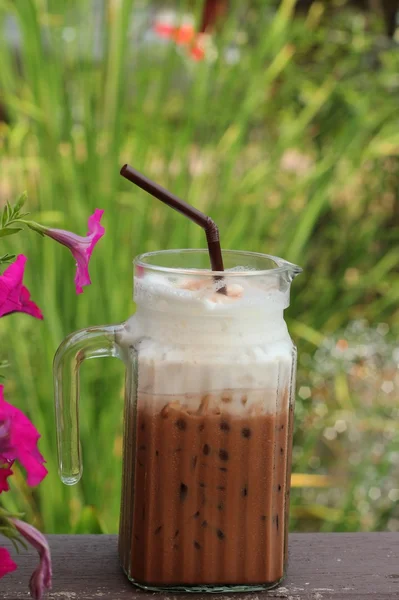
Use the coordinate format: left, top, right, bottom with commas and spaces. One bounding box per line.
117, 272, 294, 414
134, 270, 291, 315
136, 337, 292, 393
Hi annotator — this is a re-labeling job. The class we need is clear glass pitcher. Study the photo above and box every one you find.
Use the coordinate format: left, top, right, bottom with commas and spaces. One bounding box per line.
54, 249, 302, 592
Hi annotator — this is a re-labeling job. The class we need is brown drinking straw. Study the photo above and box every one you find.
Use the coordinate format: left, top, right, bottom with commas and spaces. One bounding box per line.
120, 164, 226, 290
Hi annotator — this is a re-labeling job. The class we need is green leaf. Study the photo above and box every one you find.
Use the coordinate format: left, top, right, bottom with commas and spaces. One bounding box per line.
10, 536, 28, 553
14, 191, 27, 213
0, 192, 29, 229
0, 228, 22, 238
1, 203, 10, 227
0, 360, 10, 378
5, 201, 14, 223
0, 253, 16, 265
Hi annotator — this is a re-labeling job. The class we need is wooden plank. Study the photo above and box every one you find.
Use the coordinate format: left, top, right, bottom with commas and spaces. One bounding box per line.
2, 534, 399, 600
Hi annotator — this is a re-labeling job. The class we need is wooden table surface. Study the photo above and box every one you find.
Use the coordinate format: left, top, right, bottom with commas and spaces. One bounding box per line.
2, 534, 398, 600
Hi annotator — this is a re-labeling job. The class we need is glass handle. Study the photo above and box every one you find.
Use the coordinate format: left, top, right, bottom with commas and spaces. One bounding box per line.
53, 324, 124, 486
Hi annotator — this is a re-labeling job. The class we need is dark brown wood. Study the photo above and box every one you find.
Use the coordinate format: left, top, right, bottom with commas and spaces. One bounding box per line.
2, 534, 399, 599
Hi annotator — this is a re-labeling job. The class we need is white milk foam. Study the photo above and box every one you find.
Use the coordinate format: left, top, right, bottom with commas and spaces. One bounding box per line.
118, 273, 294, 415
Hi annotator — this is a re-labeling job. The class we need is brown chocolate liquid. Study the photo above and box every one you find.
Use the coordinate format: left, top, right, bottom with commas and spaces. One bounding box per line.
119, 392, 293, 587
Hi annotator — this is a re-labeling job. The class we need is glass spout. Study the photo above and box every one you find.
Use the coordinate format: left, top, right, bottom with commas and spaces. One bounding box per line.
271, 255, 303, 283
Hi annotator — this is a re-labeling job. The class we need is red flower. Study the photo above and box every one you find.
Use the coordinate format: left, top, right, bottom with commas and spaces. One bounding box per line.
0, 385, 47, 488
0, 547, 17, 578
153, 21, 206, 61
154, 22, 195, 45
0, 255, 43, 320
189, 34, 206, 61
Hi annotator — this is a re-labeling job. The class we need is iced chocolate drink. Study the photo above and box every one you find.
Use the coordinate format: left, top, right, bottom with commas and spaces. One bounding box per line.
53, 173, 301, 591
117, 255, 298, 591
127, 394, 293, 586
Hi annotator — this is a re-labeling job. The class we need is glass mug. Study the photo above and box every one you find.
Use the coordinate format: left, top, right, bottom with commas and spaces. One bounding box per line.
54, 249, 301, 592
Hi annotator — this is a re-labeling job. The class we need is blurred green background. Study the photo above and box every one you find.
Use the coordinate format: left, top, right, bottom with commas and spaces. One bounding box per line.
0, 0, 398, 534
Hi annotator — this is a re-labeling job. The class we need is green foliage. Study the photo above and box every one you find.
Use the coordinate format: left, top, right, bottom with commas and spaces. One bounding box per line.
0, 193, 28, 250
1, 193, 27, 228
0, 193, 45, 264
0, 253, 16, 266
0, 359, 10, 379
0, 0, 397, 534
0, 506, 27, 552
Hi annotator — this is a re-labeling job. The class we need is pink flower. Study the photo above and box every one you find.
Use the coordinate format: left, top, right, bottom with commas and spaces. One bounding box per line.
12, 519, 52, 600
0, 418, 14, 492
0, 385, 47, 487
0, 418, 11, 454
0, 464, 13, 492
30, 209, 105, 294
0, 461, 13, 493
0, 463, 13, 492
0, 547, 17, 578
0, 255, 43, 320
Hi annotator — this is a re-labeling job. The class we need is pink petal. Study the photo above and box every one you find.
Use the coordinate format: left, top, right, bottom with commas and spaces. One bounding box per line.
12, 520, 52, 599
0, 255, 43, 320
71, 246, 91, 294
0, 417, 11, 453
30, 566, 48, 600
73, 209, 105, 294
0, 547, 17, 578
19, 286, 44, 320
42, 210, 105, 294
17, 449, 48, 487
0, 386, 47, 487
86, 209, 105, 259
0, 255, 26, 317
0, 461, 13, 493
